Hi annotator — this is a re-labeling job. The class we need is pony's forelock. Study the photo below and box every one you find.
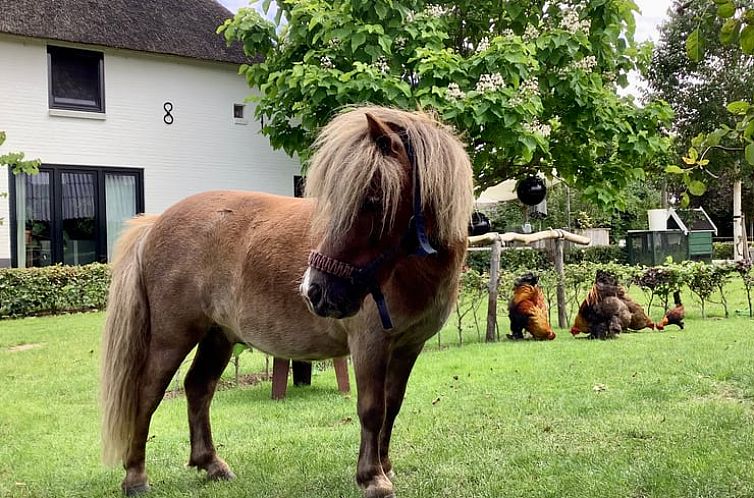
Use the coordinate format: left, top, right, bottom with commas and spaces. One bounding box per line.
304, 106, 474, 245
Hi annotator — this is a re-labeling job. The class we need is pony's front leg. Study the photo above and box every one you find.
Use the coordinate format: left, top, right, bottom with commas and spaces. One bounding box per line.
379, 343, 423, 479
351, 333, 394, 498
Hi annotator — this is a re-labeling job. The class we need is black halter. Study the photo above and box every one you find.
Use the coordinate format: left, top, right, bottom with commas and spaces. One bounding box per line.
307, 130, 437, 330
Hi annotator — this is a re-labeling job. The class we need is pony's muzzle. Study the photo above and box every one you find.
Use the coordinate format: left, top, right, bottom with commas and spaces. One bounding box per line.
300, 268, 362, 319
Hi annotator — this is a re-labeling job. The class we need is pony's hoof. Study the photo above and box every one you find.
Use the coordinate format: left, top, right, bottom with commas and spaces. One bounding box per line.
123, 483, 150, 496
363, 475, 394, 498
205, 459, 236, 481
207, 468, 236, 481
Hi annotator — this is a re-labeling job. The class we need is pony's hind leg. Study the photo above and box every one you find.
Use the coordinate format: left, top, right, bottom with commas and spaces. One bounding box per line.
122, 323, 202, 496
185, 327, 236, 480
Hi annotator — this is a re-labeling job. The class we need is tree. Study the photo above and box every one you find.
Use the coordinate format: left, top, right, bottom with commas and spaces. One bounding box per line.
219, 0, 673, 210
646, 0, 754, 231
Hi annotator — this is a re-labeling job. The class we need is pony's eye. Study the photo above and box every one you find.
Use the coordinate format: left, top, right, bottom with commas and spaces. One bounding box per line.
362, 197, 381, 212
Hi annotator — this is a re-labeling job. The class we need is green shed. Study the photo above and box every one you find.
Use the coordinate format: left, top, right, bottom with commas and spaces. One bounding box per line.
626, 208, 717, 265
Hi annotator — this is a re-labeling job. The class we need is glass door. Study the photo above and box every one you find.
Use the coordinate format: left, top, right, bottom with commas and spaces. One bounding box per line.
61, 171, 97, 265
15, 172, 53, 268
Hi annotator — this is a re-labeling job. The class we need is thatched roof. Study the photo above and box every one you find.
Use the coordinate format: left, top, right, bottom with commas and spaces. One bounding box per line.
0, 0, 251, 64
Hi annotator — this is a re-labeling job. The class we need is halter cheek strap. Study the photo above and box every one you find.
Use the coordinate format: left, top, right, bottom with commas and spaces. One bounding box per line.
307, 129, 436, 331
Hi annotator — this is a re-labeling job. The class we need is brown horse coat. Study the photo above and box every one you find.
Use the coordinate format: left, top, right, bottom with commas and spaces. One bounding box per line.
101, 106, 474, 498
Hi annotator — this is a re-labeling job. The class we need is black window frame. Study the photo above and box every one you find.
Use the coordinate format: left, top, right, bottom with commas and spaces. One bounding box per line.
47, 45, 106, 113
9, 164, 144, 267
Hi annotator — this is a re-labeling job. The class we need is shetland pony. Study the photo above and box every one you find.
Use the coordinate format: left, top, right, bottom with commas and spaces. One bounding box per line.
101, 106, 474, 497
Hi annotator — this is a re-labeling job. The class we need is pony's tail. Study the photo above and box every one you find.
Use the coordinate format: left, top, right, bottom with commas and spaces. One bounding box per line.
100, 215, 158, 467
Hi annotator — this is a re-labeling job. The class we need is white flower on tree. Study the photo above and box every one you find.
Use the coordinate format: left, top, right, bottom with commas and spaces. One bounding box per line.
320, 55, 334, 69
373, 56, 390, 74
476, 72, 505, 92
523, 25, 540, 41
425, 4, 450, 16
519, 76, 540, 96
476, 37, 490, 53
446, 82, 466, 99
523, 119, 552, 137
572, 55, 597, 71
560, 8, 591, 34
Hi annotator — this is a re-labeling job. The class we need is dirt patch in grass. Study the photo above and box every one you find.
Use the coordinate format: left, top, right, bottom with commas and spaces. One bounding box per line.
164, 372, 270, 399
4, 343, 42, 353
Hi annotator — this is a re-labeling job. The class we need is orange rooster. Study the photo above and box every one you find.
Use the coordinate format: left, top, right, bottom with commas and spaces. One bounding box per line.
570, 291, 594, 336
508, 273, 556, 341
656, 291, 685, 330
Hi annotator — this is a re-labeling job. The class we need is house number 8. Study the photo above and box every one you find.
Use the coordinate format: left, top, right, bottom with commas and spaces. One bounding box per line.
163, 102, 174, 125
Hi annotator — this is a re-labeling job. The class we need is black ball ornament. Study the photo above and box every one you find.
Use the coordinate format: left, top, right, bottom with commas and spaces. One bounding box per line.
516, 176, 547, 206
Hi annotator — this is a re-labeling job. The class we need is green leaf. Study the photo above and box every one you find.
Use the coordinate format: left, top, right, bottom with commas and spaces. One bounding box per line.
717, 2, 736, 18
688, 180, 707, 196
744, 120, 754, 140
742, 25, 754, 54
746, 143, 754, 165
0, 131, 5, 147
720, 19, 740, 45
665, 165, 685, 174
680, 192, 691, 208
686, 28, 704, 61
351, 31, 367, 52
727, 101, 750, 115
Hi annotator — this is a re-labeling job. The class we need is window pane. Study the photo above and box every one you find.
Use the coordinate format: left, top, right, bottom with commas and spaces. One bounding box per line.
62, 172, 97, 265
49, 47, 102, 110
16, 172, 53, 267
105, 174, 137, 261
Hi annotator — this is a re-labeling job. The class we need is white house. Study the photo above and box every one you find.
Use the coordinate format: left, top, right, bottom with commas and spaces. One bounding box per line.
0, 0, 300, 268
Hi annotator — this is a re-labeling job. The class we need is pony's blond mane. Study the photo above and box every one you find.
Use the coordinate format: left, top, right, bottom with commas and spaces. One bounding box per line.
305, 106, 474, 245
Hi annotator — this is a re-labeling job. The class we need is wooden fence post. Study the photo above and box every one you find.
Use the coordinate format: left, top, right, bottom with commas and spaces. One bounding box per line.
486, 237, 501, 342
555, 237, 568, 329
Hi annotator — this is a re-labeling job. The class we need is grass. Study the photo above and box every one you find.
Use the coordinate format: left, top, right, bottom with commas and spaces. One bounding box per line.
1, 287, 754, 497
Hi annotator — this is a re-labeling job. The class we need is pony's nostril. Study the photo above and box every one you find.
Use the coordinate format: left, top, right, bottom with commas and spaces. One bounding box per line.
307, 283, 323, 305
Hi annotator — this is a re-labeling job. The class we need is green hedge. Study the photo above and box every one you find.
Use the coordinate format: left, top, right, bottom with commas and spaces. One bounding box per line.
0, 263, 110, 318
466, 247, 552, 274
713, 242, 734, 260
566, 245, 627, 264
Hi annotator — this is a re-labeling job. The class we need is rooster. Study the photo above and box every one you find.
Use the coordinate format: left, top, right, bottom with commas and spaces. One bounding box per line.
656, 291, 685, 330
508, 273, 556, 341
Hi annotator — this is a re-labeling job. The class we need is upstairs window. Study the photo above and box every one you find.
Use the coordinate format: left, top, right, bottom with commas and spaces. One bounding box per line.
48, 46, 104, 112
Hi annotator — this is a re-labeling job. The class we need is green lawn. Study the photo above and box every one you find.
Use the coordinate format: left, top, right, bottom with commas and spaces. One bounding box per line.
1, 304, 754, 497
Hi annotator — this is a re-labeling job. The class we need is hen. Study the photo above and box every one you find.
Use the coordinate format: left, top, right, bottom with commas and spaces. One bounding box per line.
508, 273, 556, 341
570, 270, 632, 339
656, 291, 685, 330
617, 288, 655, 332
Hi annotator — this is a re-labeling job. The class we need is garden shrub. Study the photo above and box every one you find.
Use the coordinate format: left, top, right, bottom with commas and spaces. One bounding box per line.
713, 242, 734, 260
634, 264, 687, 312
566, 245, 628, 264
0, 263, 110, 318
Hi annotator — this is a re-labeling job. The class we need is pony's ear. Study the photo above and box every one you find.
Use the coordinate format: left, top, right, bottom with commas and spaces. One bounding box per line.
365, 113, 403, 157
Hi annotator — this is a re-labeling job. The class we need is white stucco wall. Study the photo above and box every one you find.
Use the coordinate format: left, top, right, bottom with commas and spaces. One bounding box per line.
0, 34, 300, 265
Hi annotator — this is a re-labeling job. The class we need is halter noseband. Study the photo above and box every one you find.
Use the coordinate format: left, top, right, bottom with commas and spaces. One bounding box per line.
307, 129, 437, 330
